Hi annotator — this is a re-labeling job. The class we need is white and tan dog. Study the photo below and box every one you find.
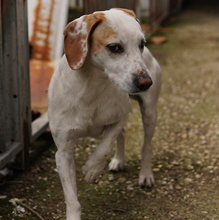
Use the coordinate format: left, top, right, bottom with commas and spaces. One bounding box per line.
48, 8, 161, 220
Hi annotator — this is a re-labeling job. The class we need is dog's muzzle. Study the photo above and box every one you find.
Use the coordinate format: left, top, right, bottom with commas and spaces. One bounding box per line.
134, 76, 153, 92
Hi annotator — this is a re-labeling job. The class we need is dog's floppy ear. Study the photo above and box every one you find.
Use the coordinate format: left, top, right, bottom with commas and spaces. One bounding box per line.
113, 8, 139, 22
63, 13, 104, 70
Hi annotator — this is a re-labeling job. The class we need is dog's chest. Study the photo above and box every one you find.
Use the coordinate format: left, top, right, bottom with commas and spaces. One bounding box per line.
76, 92, 130, 128
49, 61, 131, 137
62, 89, 129, 138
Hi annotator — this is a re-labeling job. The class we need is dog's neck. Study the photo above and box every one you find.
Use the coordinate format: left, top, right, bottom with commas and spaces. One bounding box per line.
78, 53, 105, 77
63, 54, 122, 99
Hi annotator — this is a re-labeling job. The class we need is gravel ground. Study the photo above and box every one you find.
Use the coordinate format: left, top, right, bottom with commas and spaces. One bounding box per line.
1, 2, 219, 219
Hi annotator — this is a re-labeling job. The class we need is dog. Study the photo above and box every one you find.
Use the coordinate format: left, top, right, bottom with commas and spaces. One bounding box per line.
48, 8, 162, 220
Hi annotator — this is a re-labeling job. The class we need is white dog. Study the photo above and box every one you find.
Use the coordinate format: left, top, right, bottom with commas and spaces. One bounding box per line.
48, 8, 161, 220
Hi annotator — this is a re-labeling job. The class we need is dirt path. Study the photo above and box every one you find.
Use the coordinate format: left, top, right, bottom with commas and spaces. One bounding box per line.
1, 2, 219, 220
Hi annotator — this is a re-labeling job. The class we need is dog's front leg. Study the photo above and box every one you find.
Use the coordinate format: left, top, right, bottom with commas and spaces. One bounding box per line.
108, 128, 125, 171
82, 118, 127, 183
54, 135, 81, 220
138, 98, 157, 188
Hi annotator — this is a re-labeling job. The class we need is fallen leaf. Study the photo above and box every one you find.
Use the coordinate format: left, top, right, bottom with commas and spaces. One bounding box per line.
150, 36, 167, 44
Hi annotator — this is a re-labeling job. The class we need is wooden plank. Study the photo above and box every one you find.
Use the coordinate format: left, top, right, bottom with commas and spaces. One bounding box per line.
31, 112, 49, 143
0, 142, 22, 169
2, 0, 21, 144
0, 0, 31, 169
16, 0, 31, 169
0, 0, 6, 153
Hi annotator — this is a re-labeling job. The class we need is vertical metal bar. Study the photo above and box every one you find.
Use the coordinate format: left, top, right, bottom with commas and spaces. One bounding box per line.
0, 0, 6, 153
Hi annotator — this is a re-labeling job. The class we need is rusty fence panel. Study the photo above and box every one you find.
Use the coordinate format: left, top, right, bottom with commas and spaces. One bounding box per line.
83, 0, 138, 14
28, 0, 69, 111
0, 0, 31, 169
28, 0, 69, 142
149, 0, 183, 30
82, 0, 183, 32
149, 0, 168, 29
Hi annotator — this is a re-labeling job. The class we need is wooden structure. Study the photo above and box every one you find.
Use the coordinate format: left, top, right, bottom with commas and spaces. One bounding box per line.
81, 0, 184, 27
0, 0, 69, 170
83, 0, 140, 17
0, 0, 31, 169
149, 0, 183, 29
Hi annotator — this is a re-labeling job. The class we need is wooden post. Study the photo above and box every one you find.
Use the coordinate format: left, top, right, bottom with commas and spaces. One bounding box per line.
0, 0, 31, 169
0, 0, 6, 154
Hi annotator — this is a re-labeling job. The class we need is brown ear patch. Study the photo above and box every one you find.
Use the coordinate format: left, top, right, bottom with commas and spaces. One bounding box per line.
63, 13, 106, 70
113, 8, 139, 22
64, 22, 86, 69
91, 25, 117, 55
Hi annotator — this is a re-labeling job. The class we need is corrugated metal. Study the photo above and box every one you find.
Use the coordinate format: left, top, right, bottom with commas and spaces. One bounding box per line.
28, 0, 69, 62
83, 0, 138, 15
28, 0, 69, 111
29, 0, 55, 61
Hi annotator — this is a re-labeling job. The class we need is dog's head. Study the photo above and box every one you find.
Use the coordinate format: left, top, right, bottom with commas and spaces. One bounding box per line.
63, 8, 152, 93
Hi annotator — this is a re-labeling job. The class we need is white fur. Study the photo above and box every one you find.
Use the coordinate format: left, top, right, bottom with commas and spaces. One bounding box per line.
48, 8, 161, 220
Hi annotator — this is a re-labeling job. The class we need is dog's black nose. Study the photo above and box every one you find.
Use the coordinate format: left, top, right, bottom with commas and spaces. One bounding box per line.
134, 77, 153, 91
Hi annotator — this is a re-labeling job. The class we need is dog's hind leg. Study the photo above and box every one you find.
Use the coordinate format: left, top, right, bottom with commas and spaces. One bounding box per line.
54, 133, 81, 220
137, 95, 157, 188
108, 128, 125, 171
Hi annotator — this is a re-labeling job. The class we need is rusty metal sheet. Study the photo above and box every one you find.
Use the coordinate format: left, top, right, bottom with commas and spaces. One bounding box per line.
28, 0, 69, 111
29, 0, 55, 61
30, 60, 54, 111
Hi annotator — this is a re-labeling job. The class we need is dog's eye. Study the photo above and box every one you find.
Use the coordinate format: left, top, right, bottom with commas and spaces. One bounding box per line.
139, 40, 145, 51
107, 44, 124, 54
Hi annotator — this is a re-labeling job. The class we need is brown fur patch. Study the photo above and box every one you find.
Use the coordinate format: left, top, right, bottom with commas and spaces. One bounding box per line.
64, 13, 106, 70
64, 27, 86, 68
91, 25, 118, 55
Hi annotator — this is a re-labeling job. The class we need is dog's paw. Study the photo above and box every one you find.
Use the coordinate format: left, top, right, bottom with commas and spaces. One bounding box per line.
108, 158, 124, 171
66, 204, 81, 220
82, 159, 106, 183
138, 173, 155, 188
